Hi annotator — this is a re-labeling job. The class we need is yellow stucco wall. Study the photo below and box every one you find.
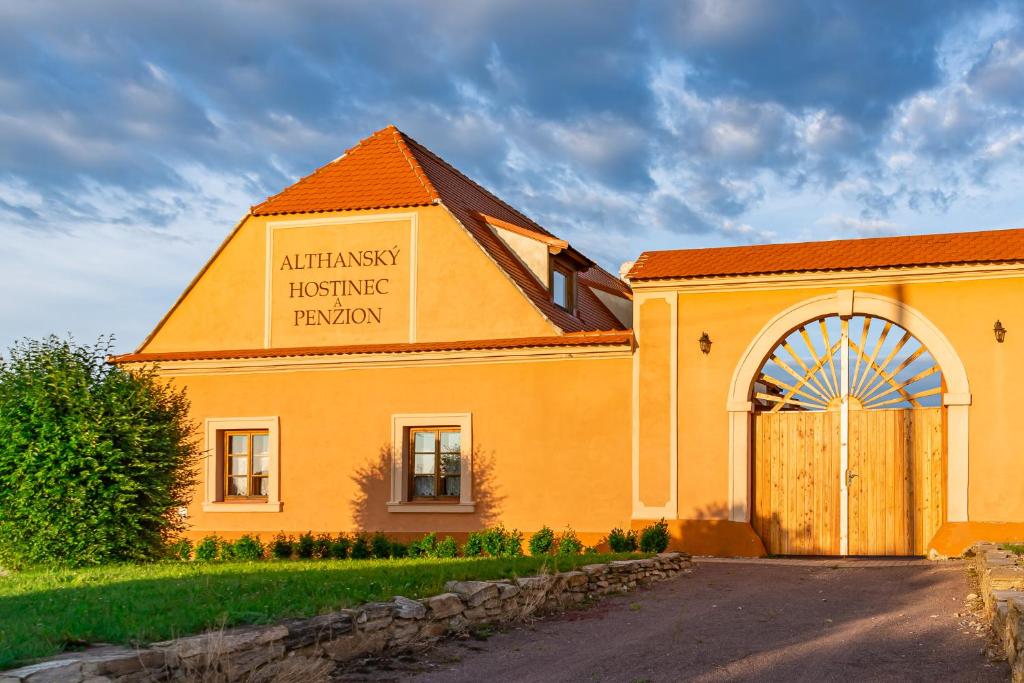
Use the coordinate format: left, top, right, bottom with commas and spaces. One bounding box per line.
176, 355, 632, 538
141, 205, 556, 353
633, 275, 1023, 544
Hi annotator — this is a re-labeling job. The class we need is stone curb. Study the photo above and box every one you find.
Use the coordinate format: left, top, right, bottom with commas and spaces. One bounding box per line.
0, 552, 693, 682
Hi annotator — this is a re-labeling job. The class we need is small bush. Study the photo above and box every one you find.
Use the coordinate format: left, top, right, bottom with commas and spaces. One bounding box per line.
194, 535, 221, 561
556, 527, 583, 556
227, 534, 264, 561
350, 533, 371, 560
607, 527, 639, 553
639, 518, 670, 553
584, 545, 599, 555
463, 531, 486, 557
370, 532, 392, 559
166, 538, 192, 561
390, 541, 408, 558
296, 532, 315, 559
409, 532, 437, 558
463, 526, 522, 558
529, 526, 555, 556
312, 533, 332, 559
271, 532, 294, 560
329, 533, 351, 560
435, 535, 459, 558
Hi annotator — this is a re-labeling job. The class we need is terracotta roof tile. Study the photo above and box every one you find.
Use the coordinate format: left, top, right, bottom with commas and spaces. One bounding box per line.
629, 228, 1024, 280
251, 125, 631, 333
251, 126, 439, 215
111, 330, 634, 364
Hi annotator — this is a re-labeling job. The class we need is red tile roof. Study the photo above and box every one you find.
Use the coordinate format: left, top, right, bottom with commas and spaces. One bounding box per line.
252, 125, 630, 332
628, 228, 1024, 281
111, 330, 634, 364
252, 126, 438, 214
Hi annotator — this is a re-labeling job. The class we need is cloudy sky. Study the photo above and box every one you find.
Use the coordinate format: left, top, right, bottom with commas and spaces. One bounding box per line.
2, 1, 1024, 352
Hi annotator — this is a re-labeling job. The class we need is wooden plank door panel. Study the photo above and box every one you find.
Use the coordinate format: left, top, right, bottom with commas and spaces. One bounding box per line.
753, 411, 841, 555
847, 407, 943, 555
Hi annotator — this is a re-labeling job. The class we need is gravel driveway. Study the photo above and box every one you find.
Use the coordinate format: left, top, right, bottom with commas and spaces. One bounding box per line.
344, 558, 1007, 682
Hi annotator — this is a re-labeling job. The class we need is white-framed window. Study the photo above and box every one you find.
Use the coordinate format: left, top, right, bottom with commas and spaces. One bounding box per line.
202, 417, 282, 512
388, 413, 474, 513
550, 260, 576, 312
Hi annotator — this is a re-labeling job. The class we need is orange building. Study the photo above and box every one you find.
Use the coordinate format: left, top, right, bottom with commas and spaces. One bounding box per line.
114, 126, 1024, 557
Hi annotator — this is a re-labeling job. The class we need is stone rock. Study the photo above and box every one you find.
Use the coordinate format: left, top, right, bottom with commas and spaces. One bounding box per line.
282, 611, 354, 649
0, 660, 83, 683
392, 596, 427, 620
155, 624, 288, 663
427, 593, 465, 619
497, 583, 521, 600
322, 630, 388, 661
560, 571, 588, 588
445, 581, 500, 607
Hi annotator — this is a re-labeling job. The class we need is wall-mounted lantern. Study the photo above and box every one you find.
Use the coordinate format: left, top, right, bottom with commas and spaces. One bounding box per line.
994, 320, 1007, 343
698, 332, 713, 355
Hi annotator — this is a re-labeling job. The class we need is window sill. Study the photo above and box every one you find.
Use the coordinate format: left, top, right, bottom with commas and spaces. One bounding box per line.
387, 502, 475, 514
202, 501, 283, 513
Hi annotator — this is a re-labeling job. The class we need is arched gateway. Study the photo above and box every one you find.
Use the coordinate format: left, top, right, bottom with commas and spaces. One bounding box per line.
727, 291, 971, 556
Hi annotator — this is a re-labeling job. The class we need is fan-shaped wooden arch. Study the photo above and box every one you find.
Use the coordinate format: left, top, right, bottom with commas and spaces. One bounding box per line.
753, 315, 942, 412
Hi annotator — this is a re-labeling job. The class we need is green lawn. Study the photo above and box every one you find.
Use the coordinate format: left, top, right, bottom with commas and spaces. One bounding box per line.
0, 553, 639, 668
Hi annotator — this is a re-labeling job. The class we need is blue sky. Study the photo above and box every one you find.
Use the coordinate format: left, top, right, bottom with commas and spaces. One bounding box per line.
2, 1, 1024, 352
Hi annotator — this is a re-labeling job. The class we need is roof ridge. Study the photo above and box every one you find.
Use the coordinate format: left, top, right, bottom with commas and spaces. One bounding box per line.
389, 125, 441, 203
637, 226, 1024, 258
398, 129, 556, 237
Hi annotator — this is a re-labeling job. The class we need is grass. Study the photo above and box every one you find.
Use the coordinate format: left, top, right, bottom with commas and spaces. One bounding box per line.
1004, 543, 1024, 556
0, 553, 641, 669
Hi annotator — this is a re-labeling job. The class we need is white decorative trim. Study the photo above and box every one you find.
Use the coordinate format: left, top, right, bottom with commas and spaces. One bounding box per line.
386, 504, 475, 513
389, 413, 474, 512
202, 416, 281, 512
631, 292, 678, 519
140, 345, 632, 377
263, 213, 419, 348
726, 291, 971, 524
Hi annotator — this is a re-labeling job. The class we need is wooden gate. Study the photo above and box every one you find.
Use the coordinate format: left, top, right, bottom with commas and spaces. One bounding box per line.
751, 315, 945, 556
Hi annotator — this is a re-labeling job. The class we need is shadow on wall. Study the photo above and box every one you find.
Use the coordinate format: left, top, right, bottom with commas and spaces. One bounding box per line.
350, 445, 505, 533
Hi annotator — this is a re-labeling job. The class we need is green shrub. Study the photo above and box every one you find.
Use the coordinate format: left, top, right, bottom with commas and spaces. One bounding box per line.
296, 532, 315, 559
556, 527, 583, 556
312, 533, 332, 559
529, 526, 555, 556
227, 534, 264, 561
464, 525, 522, 558
350, 533, 371, 560
410, 532, 437, 558
390, 541, 408, 558
463, 531, 486, 557
166, 538, 192, 561
329, 533, 351, 559
0, 336, 200, 567
194, 535, 221, 562
584, 545, 599, 555
435, 535, 459, 558
639, 518, 670, 553
271, 533, 294, 560
607, 527, 638, 553
370, 532, 392, 559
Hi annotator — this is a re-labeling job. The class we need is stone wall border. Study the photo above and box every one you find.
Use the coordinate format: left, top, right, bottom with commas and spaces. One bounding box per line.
967, 542, 1024, 682
0, 553, 692, 682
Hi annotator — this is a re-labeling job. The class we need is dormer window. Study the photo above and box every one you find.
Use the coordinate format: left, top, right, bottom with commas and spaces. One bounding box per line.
551, 260, 575, 312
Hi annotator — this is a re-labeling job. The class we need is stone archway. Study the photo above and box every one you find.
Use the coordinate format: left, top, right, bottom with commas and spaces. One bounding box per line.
726, 291, 971, 526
